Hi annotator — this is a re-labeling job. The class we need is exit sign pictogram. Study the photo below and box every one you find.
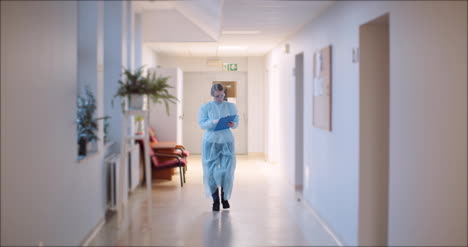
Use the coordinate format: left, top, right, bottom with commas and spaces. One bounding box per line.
223, 63, 238, 71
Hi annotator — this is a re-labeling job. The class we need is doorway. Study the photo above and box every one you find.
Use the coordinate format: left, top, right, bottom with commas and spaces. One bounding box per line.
183, 71, 248, 154
295, 52, 304, 193
358, 13, 390, 246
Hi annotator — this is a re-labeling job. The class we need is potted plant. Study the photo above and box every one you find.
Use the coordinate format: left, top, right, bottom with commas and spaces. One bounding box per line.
77, 86, 110, 157
103, 117, 110, 144
113, 66, 178, 114
134, 115, 144, 134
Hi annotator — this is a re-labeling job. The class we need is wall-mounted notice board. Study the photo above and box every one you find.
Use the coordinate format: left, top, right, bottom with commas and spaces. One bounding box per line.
213, 81, 237, 98
312, 45, 332, 131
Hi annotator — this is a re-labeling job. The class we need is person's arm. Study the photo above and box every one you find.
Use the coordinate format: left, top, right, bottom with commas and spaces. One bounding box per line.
198, 104, 217, 130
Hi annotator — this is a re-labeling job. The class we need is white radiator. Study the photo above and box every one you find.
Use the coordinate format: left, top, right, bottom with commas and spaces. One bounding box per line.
106, 153, 123, 211
106, 143, 140, 211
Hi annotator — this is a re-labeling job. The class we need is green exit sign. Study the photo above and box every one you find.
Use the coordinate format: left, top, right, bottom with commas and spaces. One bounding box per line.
223, 63, 238, 71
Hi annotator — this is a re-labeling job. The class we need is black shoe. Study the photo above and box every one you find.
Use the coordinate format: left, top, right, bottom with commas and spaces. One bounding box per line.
221, 200, 230, 209
220, 187, 230, 209
213, 202, 220, 211
212, 188, 220, 211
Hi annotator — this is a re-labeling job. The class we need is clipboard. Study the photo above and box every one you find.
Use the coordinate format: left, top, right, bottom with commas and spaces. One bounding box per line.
214, 115, 237, 131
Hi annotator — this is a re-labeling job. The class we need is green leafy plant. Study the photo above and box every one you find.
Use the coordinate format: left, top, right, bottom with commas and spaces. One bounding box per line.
77, 86, 110, 156
113, 66, 178, 115
103, 117, 110, 144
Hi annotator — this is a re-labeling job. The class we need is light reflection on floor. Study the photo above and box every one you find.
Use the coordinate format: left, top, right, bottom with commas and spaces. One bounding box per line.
89, 155, 338, 246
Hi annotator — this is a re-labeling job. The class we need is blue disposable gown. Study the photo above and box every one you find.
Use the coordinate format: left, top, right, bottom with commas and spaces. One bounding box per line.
198, 101, 239, 200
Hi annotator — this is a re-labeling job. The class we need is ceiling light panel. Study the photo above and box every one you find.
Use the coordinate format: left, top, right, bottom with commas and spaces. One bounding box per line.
218, 45, 248, 50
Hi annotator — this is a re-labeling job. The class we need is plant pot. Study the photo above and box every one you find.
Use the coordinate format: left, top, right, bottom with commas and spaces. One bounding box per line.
78, 138, 87, 156
128, 94, 148, 110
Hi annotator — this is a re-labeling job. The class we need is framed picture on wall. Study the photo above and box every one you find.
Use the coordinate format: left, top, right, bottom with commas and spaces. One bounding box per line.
312, 45, 332, 131
213, 81, 237, 103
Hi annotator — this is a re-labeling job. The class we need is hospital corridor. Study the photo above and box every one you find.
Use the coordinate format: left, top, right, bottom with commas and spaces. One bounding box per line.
89, 156, 338, 246
1, 1, 467, 246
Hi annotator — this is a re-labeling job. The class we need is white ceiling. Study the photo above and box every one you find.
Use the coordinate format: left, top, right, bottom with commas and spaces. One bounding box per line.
134, 0, 334, 57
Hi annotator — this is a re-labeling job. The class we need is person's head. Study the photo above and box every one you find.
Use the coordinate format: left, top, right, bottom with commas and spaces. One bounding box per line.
211, 83, 225, 103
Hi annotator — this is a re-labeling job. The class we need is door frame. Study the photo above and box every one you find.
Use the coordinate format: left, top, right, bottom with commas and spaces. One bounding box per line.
295, 52, 305, 192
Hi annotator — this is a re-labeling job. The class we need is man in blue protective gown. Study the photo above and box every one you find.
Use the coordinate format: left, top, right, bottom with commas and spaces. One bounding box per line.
198, 83, 239, 211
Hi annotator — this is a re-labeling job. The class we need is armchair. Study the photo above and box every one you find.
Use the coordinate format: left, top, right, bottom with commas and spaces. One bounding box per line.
136, 127, 189, 187
149, 127, 189, 159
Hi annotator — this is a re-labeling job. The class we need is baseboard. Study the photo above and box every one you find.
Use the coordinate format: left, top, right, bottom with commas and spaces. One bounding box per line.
80, 216, 105, 246
302, 199, 344, 246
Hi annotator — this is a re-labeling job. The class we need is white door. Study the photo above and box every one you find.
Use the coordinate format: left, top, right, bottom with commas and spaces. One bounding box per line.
150, 68, 182, 143
183, 71, 248, 154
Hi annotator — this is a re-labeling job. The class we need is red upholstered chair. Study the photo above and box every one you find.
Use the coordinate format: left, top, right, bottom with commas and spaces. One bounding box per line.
137, 138, 187, 187
148, 127, 190, 159
136, 127, 189, 187
148, 127, 189, 175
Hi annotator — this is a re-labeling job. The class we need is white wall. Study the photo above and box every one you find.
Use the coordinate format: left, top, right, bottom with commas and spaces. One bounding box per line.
78, 2, 98, 94
104, 0, 132, 150
126, 1, 135, 71
135, 14, 142, 69
142, 44, 158, 71
247, 57, 265, 154
157, 55, 265, 154
78, 1, 105, 153
103, 1, 123, 149
149, 68, 182, 142
387, 2, 466, 246
265, 1, 467, 246
264, 53, 282, 164
1, 1, 107, 245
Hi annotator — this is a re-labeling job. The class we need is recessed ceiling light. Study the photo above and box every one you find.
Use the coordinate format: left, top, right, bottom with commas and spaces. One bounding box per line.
218, 45, 248, 50
222, 30, 260, 35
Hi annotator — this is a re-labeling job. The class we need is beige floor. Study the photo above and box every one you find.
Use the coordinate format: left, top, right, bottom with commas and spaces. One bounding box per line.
89, 155, 338, 246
